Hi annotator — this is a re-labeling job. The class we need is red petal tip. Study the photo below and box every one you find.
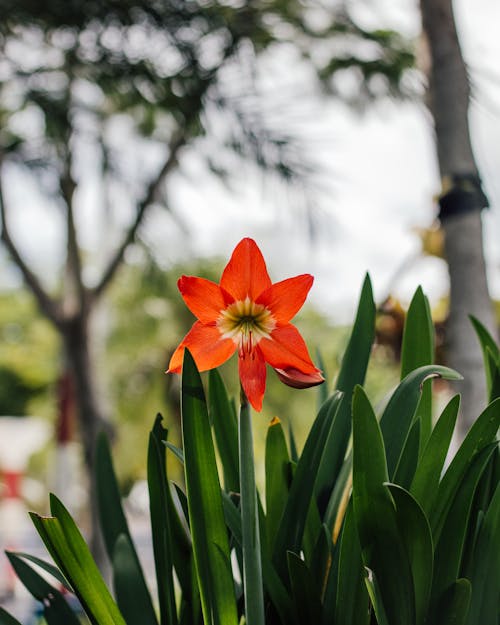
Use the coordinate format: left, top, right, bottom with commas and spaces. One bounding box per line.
274, 367, 325, 389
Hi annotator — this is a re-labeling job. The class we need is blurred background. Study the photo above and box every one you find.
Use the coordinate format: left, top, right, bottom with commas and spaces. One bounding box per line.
0, 0, 499, 619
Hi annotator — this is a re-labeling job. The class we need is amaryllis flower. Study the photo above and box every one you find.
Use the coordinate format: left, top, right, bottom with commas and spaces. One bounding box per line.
167, 237, 324, 410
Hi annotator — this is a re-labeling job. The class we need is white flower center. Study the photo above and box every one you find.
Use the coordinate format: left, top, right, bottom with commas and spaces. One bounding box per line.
217, 296, 276, 353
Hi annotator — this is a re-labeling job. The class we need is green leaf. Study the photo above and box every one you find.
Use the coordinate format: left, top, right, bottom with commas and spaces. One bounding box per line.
6, 553, 80, 625
364, 568, 390, 625
148, 415, 179, 625
400, 287, 434, 446
287, 551, 322, 624
464, 481, 500, 625
239, 397, 265, 625
386, 485, 433, 625
352, 386, 415, 625
30, 495, 126, 625
265, 417, 291, 551
470, 315, 500, 397
432, 579, 472, 625
7, 551, 71, 591
393, 417, 421, 489
431, 397, 500, 541
316, 274, 375, 516
431, 444, 497, 611
208, 369, 239, 493
380, 365, 462, 479
272, 392, 342, 581
411, 395, 460, 517
112, 534, 159, 625
0, 608, 23, 625
181, 350, 238, 625
332, 503, 370, 625
95, 432, 158, 624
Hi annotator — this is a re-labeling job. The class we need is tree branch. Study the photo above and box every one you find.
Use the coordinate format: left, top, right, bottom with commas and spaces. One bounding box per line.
91, 130, 186, 300
0, 158, 64, 327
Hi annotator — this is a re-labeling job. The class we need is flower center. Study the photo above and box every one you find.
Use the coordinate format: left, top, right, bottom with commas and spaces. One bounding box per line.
217, 296, 276, 353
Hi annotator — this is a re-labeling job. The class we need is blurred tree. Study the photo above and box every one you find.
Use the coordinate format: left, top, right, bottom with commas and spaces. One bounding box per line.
420, 0, 497, 434
0, 0, 413, 555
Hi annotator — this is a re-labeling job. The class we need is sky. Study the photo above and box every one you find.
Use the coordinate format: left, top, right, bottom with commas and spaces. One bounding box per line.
1, 0, 500, 323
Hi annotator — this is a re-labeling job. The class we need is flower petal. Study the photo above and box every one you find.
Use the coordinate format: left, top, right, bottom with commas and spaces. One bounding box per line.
167, 322, 237, 373
220, 238, 272, 302
239, 346, 267, 412
259, 324, 319, 373
178, 276, 226, 324
274, 367, 324, 389
256, 274, 313, 325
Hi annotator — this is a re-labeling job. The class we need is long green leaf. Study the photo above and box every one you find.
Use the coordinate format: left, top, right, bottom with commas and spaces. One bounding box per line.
431, 397, 500, 540
148, 415, 179, 625
209, 369, 239, 493
6, 553, 80, 625
287, 552, 322, 624
432, 579, 471, 625
30, 495, 126, 625
95, 432, 158, 624
181, 349, 238, 625
272, 392, 342, 581
332, 502, 370, 625
316, 274, 375, 516
411, 395, 460, 516
380, 365, 462, 479
113, 534, 159, 625
431, 444, 497, 611
464, 481, 500, 625
352, 386, 415, 625
7, 551, 71, 591
265, 417, 291, 552
386, 485, 433, 625
400, 287, 435, 447
470, 315, 500, 397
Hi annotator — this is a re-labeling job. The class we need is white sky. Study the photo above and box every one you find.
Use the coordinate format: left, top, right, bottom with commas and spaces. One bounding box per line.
1, 0, 500, 322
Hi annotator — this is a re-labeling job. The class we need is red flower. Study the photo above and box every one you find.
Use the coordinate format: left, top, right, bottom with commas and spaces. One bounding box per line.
167, 238, 324, 410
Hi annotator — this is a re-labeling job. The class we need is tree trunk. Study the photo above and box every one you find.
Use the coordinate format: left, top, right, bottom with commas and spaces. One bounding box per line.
420, 0, 496, 435
61, 312, 111, 575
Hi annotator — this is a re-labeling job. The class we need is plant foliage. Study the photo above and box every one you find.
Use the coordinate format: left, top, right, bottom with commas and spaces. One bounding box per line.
3, 279, 499, 624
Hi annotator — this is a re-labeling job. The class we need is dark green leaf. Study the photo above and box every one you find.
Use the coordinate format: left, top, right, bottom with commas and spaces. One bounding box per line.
380, 365, 462, 479
272, 392, 342, 581
148, 415, 179, 625
287, 552, 322, 624
393, 417, 421, 489
316, 275, 375, 516
181, 350, 238, 625
95, 432, 157, 623
352, 386, 415, 625
464, 481, 500, 625
470, 315, 500, 397
208, 369, 239, 493
113, 534, 159, 625
411, 395, 460, 517
265, 417, 291, 552
6, 553, 80, 625
387, 485, 433, 625
432, 397, 500, 541
431, 444, 497, 611
7, 551, 71, 591
432, 579, 471, 625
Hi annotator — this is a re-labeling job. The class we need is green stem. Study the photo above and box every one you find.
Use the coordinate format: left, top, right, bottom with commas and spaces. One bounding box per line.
239, 388, 265, 625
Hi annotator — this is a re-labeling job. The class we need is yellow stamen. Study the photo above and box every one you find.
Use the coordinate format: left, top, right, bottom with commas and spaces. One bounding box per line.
217, 296, 276, 352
